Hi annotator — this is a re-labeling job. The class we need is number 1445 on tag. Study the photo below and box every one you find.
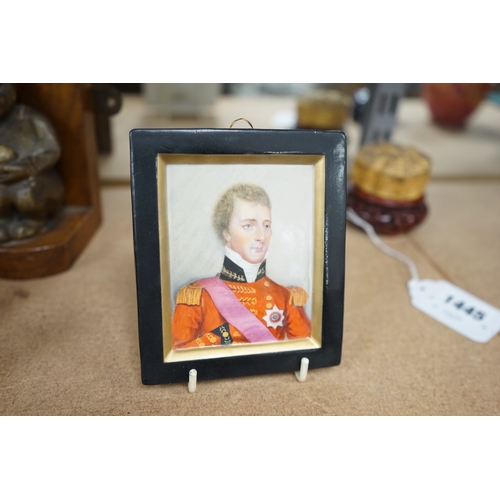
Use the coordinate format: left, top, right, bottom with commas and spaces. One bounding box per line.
408, 279, 500, 343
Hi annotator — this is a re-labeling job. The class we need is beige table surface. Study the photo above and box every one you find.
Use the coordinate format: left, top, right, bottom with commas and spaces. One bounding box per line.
1, 179, 499, 416
1, 93, 500, 416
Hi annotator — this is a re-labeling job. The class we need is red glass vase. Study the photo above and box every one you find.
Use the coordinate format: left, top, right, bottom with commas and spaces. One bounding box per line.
422, 83, 492, 128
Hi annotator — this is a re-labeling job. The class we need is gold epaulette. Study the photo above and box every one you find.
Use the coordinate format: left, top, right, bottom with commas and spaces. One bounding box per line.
176, 283, 203, 305
287, 286, 308, 307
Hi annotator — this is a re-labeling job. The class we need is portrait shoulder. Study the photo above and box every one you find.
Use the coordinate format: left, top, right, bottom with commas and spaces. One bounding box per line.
176, 281, 204, 306
265, 278, 309, 307
286, 285, 309, 307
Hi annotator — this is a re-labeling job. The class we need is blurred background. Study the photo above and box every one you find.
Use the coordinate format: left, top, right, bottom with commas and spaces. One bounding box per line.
2, 81, 498, 277
99, 82, 500, 183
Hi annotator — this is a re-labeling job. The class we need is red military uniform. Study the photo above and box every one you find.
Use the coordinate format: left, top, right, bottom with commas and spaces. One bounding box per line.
172, 257, 311, 349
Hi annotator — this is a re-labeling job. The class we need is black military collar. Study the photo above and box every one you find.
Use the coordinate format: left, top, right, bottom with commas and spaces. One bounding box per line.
220, 256, 266, 283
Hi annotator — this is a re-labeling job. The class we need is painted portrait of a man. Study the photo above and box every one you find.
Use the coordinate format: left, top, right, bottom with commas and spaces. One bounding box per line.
172, 183, 311, 349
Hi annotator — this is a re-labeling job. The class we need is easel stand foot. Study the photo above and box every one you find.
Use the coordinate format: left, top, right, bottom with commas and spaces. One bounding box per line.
295, 357, 309, 382
188, 369, 197, 393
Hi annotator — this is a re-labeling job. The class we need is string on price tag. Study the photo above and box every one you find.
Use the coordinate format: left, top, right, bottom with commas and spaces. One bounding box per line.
346, 208, 500, 343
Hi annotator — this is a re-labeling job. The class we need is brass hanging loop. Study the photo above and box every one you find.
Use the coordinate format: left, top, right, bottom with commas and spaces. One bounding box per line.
229, 118, 254, 129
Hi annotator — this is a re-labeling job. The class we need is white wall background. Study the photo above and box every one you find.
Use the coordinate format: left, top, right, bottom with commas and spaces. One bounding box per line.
165, 163, 315, 317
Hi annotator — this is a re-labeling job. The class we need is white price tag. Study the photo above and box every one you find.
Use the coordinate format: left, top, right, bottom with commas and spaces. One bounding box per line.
408, 279, 500, 343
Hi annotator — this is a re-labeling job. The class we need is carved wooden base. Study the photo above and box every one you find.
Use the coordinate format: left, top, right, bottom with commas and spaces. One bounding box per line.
0, 84, 101, 279
347, 186, 428, 235
0, 206, 100, 279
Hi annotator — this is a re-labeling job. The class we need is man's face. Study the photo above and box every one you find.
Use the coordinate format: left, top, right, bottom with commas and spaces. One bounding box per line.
223, 198, 272, 264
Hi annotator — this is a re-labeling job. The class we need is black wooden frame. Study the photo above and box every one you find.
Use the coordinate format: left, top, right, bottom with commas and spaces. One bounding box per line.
130, 128, 346, 385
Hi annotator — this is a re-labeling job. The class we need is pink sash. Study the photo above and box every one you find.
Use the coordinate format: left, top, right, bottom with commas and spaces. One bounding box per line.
198, 277, 277, 343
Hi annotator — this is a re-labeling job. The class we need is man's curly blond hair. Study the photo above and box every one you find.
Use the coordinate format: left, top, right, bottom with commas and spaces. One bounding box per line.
213, 183, 271, 244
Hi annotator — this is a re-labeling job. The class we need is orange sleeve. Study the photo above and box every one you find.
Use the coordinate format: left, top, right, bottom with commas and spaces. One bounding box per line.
172, 302, 204, 349
172, 291, 224, 349
284, 302, 311, 340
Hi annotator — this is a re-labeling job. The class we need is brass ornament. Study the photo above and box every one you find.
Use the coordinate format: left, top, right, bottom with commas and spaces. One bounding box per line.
351, 142, 430, 202
229, 118, 254, 129
297, 89, 353, 130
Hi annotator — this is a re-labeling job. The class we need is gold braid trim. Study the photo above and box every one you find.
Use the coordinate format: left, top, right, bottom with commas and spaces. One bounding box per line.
221, 266, 245, 282
228, 284, 256, 294
176, 283, 203, 305
238, 297, 257, 305
287, 286, 308, 307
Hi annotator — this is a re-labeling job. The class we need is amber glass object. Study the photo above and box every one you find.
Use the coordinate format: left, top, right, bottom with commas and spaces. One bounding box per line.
347, 142, 431, 235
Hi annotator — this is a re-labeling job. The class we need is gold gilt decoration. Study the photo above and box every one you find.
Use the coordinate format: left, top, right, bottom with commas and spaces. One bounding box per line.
287, 286, 308, 307
298, 89, 353, 129
239, 297, 257, 306
176, 283, 203, 305
351, 142, 431, 202
249, 309, 258, 315
257, 266, 266, 278
228, 284, 256, 294
221, 266, 245, 282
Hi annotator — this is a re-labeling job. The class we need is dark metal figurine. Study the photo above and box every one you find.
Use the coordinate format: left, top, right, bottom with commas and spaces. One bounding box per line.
0, 83, 64, 243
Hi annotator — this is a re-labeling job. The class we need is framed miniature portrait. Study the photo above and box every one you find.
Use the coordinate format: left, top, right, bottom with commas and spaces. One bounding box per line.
130, 128, 346, 385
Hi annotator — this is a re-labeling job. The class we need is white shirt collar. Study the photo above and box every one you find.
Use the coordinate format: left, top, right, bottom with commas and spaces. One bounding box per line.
225, 246, 267, 283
